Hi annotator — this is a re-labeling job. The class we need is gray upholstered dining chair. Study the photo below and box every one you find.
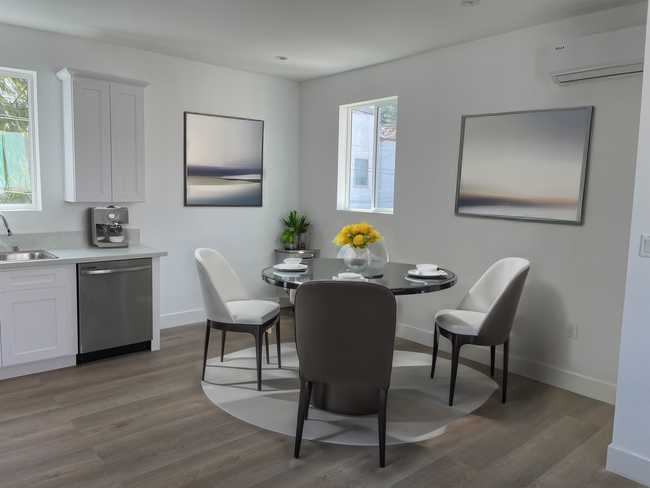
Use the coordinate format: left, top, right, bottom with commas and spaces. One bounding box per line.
293, 280, 397, 468
195, 248, 281, 391
431, 257, 530, 406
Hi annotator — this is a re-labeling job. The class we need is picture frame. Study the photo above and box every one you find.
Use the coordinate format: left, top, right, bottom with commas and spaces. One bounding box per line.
455, 106, 593, 224
184, 112, 264, 207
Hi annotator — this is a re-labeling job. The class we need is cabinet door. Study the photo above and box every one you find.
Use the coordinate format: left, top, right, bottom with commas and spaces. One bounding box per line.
0, 287, 69, 366
110, 83, 145, 202
72, 77, 113, 202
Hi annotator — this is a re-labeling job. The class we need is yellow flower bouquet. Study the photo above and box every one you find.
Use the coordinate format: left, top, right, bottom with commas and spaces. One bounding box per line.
332, 222, 384, 250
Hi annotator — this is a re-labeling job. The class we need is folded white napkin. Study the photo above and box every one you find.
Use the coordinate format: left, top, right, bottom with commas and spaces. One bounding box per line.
337, 272, 364, 280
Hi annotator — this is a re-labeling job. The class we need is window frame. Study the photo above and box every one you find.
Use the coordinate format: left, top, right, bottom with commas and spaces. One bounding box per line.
337, 96, 397, 214
0, 66, 41, 211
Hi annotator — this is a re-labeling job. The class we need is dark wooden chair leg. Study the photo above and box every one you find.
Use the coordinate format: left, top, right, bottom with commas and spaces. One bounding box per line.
502, 339, 509, 403
378, 388, 388, 468
304, 380, 312, 420
490, 345, 496, 377
276, 321, 282, 369
202, 322, 211, 381
265, 332, 270, 364
430, 325, 439, 378
220, 330, 226, 362
449, 334, 463, 406
254, 330, 263, 391
294, 379, 310, 458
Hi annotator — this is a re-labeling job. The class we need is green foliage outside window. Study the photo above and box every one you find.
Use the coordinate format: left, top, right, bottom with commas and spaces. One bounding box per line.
0, 76, 32, 204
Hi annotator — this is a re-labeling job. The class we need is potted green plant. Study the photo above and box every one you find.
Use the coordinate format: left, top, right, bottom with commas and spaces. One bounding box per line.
282, 210, 310, 249
281, 229, 296, 250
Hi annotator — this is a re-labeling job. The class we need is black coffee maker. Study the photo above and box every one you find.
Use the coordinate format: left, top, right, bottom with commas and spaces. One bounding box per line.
90, 206, 129, 248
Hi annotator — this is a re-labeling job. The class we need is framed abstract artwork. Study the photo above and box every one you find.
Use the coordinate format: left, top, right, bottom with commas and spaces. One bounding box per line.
455, 106, 593, 224
184, 112, 264, 206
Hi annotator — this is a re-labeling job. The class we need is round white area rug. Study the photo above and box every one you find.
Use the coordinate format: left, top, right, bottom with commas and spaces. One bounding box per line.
201, 343, 497, 446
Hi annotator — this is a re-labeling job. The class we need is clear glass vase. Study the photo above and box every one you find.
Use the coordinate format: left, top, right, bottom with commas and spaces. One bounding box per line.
343, 246, 371, 271
296, 234, 306, 249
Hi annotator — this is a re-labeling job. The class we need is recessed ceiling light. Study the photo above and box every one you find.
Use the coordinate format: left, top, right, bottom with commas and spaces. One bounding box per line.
459, 0, 479, 6
275, 56, 288, 61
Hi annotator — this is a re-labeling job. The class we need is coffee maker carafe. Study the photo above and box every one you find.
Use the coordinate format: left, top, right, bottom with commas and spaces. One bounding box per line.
91, 206, 129, 248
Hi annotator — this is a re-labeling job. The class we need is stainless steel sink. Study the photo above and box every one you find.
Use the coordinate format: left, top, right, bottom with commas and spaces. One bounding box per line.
0, 250, 59, 262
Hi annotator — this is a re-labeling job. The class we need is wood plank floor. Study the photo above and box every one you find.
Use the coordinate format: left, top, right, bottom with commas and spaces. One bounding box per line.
0, 309, 641, 488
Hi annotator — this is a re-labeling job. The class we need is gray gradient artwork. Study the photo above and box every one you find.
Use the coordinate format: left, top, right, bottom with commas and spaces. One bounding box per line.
456, 107, 593, 223
184, 112, 264, 206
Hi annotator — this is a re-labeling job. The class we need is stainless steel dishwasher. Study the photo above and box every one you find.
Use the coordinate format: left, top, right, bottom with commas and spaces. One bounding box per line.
77, 258, 153, 363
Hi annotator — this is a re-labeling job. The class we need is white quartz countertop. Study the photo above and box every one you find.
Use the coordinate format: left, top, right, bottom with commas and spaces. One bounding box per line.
0, 244, 167, 270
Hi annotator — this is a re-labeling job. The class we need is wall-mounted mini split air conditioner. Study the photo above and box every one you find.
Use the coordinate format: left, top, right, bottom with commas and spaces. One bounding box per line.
549, 25, 646, 86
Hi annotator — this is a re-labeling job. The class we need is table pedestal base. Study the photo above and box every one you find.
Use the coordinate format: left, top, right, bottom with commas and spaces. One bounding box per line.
311, 382, 378, 415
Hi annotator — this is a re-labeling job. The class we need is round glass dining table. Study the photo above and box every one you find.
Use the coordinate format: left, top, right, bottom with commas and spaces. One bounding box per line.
261, 258, 457, 295
260, 258, 458, 416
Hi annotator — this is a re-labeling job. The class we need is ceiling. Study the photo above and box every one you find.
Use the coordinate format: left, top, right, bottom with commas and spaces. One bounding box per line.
0, 0, 645, 81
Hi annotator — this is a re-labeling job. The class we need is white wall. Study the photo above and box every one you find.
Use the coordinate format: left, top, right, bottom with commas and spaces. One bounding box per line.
298, 3, 646, 403
607, 4, 650, 486
0, 23, 300, 326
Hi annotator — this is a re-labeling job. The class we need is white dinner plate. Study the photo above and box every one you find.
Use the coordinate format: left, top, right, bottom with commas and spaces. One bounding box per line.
273, 271, 307, 277
273, 263, 308, 271
406, 275, 441, 283
407, 269, 447, 278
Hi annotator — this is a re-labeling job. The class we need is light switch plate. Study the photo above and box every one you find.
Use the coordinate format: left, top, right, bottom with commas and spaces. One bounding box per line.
640, 234, 650, 257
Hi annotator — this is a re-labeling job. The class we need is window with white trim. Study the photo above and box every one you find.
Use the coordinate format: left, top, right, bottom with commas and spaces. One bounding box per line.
0, 67, 41, 210
337, 97, 397, 214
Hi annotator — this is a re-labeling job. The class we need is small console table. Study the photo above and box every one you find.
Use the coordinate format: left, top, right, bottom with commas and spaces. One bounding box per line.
274, 249, 320, 261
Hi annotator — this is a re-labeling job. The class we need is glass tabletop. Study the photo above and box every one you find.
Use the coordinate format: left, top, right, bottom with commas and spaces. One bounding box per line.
261, 258, 457, 296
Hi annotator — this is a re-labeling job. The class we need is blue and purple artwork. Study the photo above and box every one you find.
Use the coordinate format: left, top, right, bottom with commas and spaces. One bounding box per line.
456, 107, 593, 223
184, 112, 264, 206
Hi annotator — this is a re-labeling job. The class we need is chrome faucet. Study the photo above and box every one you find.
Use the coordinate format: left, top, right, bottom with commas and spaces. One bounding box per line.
0, 213, 12, 236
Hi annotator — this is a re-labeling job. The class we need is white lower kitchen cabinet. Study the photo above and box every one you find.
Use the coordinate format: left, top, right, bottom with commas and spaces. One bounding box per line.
0, 265, 77, 377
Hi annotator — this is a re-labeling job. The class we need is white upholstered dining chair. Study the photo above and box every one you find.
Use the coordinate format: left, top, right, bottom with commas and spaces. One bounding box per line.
430, 257, 530, 406
195, 248, 281, 391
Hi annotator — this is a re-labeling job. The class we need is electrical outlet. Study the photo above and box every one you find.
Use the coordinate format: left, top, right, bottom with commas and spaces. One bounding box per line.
567, 324, 578, 339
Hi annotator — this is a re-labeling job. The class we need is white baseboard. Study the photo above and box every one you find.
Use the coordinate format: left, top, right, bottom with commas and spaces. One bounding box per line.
396, 322, 617, 405
0, 356, 76, 381
607, 444, 650, 487
160, 309, 206, 329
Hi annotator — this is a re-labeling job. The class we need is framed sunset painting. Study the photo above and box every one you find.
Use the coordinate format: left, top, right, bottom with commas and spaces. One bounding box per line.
184, 112, 264, 206
455, 106, 593, 224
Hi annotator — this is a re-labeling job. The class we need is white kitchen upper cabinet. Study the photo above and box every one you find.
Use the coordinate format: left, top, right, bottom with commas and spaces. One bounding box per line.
110, 83, 145, 202
57, 68, 149, 203
71, 77, 112, 202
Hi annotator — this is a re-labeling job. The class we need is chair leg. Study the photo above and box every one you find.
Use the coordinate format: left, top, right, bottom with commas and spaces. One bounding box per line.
449, 334, 463, 407
378, 388, 388, 468
502, 339, 509, 403
294, 379, 311, 458
265, 331, 270, 365
253, 330, 263, 391
276, 320, 282, 369
202, 322, 211, 381
304, 379, 313, 420
430, 325, 439, 378
490, 345, 496, 377
220, 330, 226, 362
